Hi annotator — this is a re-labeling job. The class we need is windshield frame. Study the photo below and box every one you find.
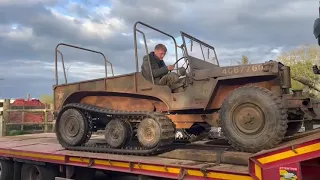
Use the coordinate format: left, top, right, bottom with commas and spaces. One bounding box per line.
180, 31, 219, 66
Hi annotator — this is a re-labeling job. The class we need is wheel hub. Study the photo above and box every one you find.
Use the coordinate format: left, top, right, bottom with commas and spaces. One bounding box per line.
110, 128, 120, 139
233, 103, 265, 134
143, 127, 155, 141
65, 117, 80, 137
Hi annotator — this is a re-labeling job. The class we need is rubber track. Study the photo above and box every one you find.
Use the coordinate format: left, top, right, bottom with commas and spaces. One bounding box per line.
55, 103, 176, 156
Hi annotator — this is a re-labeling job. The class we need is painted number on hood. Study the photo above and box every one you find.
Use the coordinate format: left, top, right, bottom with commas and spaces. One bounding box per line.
222, 64, 263, 75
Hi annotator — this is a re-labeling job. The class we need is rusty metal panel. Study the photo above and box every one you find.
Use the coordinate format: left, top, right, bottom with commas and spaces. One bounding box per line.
170, 79, 216, 110
208, 79, 280, 110
54, 84, 79, 110
105, 74, 136, 92
80, 96, 156, 112
78, 79, 106, 91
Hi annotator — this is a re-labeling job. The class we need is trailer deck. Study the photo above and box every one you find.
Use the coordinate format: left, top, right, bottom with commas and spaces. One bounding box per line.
0, 129, 319, 179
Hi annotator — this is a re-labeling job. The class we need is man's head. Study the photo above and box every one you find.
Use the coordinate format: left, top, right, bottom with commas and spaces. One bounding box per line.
154, 44, 167, 60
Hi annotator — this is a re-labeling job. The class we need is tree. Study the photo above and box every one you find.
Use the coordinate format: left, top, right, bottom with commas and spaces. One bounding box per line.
276, 44, 320, 99
238, 55, 250, 65
40, 94, 53, 104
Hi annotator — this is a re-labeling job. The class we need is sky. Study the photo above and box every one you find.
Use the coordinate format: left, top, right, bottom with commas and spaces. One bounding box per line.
0, 0, 318, 99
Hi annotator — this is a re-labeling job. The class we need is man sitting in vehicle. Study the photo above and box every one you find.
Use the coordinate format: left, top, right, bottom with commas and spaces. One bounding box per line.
141, 44, 181, 91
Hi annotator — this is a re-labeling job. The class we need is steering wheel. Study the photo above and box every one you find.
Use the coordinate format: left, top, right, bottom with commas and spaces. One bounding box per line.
170, 57, 189, 71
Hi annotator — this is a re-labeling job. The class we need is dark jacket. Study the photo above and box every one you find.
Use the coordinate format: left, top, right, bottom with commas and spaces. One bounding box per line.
141, 52, 168, 84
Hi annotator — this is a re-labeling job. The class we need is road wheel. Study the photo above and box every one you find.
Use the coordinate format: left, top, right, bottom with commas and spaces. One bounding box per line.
0, 160, 13, 180
137, 118, 161, 148
20, 164, 57, 180
104, 119, 132, 148
56, 108, 89, 146
220, 86, 288, 153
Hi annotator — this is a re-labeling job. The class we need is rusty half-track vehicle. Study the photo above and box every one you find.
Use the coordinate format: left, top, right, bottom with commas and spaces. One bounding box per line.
53, 21, 319, 155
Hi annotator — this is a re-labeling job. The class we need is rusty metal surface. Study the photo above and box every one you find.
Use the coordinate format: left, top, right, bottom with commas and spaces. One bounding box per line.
0, 133, 249, 174
207, 79, 279, 109
80, 96, 157, 112
53, 73, 173, 111
53, 61, 285, 112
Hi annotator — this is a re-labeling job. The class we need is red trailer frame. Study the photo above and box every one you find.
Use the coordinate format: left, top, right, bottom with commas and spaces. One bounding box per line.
249, 130, 320, 180
0, 130, 319, 179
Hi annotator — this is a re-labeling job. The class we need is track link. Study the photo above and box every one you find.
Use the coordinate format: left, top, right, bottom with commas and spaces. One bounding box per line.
55, 103, 176, 156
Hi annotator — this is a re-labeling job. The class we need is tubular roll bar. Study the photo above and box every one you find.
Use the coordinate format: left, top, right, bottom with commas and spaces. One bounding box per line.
133, 21, 180, 78
135, 29, 155, 85
54, 43, 114, 85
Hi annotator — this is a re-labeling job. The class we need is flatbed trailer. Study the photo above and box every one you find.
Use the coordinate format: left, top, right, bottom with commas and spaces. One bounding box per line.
0, 130, 319, 180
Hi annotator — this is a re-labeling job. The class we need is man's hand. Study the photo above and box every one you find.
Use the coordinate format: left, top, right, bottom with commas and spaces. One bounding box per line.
168, 65, 174, 71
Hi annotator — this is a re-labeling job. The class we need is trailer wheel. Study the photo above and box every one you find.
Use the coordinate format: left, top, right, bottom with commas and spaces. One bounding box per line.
220, 86, 288, 153
20, 164, 57, 180
0, 160, 13, 180
72, 167, 95, 180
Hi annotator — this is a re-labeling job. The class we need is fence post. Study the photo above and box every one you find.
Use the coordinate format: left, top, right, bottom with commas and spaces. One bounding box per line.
44, 109, 48, 133
0, 115, 2, 137
21, 105, 24, 131
2, 99, 10, 136
50, 103, 54, 132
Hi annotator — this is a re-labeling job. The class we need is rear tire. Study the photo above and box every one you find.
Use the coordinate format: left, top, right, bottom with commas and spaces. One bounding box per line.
0, 160, 13, 180
20, 164, 57, 180
220, 86, 288, 153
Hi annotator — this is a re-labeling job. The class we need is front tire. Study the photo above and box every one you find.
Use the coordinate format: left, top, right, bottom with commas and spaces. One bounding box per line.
220, 86, 288, 153
56, 108, 89, 146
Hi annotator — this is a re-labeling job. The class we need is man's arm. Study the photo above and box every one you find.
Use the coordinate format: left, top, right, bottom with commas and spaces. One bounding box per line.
142, 55, 168, 78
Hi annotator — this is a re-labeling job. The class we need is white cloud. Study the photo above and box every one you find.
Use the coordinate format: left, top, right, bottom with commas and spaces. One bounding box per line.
4, 26, 34, 41
0, 0, 57, 6
0, 0, 318, 98
48, 5, 127, 41
271, 47, 283, 54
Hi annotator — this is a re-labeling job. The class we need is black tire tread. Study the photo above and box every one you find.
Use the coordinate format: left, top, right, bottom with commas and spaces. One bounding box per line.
220, 85, 288, 153
20, 164, 57, 180
0, 160, 14, 180
55, 103, 176, 156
